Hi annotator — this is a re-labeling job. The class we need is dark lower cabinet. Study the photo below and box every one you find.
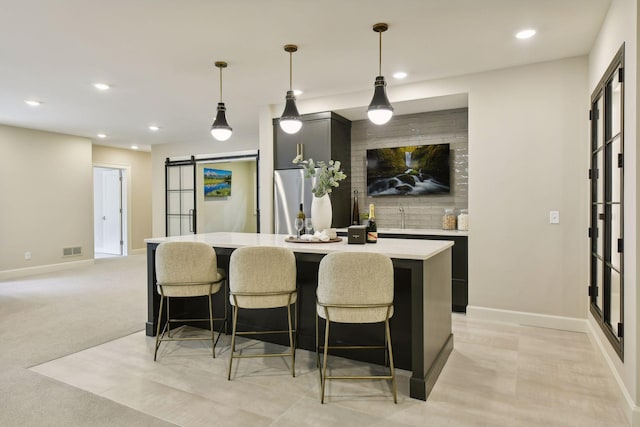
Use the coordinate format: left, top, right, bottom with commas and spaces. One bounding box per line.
378, 233, 468, 312
333, 231, 468, 312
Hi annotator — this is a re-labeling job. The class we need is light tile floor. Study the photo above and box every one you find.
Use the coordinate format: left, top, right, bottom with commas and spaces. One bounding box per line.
31, 315, 630, 427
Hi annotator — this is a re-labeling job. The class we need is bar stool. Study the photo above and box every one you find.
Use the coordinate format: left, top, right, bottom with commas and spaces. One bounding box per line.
227, 246, 297, 380
154, 241, 226, 361
316, 251, 397, 403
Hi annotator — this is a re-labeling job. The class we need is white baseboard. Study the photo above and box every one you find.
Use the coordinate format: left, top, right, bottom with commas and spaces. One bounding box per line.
586, 316, 640, 427
0, 259, 95, 281
465, 305, 587, 332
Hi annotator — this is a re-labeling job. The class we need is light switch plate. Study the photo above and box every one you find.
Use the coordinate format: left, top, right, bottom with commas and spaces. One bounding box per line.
549, 210, 560, 224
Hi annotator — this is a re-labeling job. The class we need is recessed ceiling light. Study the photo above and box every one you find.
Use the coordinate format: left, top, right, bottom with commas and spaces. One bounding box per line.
393, 72, 407, 80
25, 100, 41, 107
148, 125, 160, 131
93, 83, 111, 91
96, 133, 107, 139
293, 89, 303, 96
515, 29, 536, 39
131, 145, 139, 150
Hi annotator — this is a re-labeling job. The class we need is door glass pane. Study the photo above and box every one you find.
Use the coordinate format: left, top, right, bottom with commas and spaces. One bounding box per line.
167, 215, 181, 237
181, 214, 193, 235
609, 269, 621, 332
596, 148, 604, 203
167, 167, 181, 190
167, 192, 181, 215
596, 259, 603, 312
611, 136, 622, 203
596, 214, 604, 258
181, 165, 194, 190
611, 71, 621, 136
181, 191, 194, 214
596, 97, 603, 149
610, 203, 621, 270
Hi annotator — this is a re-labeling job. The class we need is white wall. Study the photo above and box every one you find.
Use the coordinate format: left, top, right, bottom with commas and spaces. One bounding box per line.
588, 0, 638, 419
467, 58, 588, 320
0, 124, 93, 271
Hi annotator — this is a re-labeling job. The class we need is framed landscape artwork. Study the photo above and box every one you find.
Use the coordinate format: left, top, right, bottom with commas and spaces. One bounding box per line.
204, 168, 232, 198
366, 144, 450, 196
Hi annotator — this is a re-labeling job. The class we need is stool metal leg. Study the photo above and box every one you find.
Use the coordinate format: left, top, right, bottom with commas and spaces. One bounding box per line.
287, 301, 295, 377
208, 292, 215, 358
386, 316, 397, 403
153, 294, 165, 361
321, 315, 331, 404
227, 303, 238, 380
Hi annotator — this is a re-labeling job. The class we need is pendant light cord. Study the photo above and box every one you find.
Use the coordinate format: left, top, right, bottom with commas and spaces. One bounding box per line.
378, 29, 382, 76
219, 67, 223, 102
289, 50, 293, 91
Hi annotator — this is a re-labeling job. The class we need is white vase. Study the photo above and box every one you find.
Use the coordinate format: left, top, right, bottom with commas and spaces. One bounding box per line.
311, 194, 332, 232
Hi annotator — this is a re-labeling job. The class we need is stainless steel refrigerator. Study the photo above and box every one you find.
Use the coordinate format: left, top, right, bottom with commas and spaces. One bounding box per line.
273, 168, 318, 235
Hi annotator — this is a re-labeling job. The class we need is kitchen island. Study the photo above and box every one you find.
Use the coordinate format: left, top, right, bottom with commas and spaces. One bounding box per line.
145, 232, 453, 401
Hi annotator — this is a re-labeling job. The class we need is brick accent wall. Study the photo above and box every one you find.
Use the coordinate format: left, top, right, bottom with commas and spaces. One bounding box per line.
350, 108, 468, 229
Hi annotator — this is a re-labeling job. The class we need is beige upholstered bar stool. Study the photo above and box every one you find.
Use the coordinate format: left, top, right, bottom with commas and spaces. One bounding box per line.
154, 241, 226, 361
316, 251, 397, 403
227, 246, 297, 380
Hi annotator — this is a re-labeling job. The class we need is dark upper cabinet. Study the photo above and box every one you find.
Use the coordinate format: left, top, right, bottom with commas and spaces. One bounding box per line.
273, 111, 352, 228
273, 112, 351, 170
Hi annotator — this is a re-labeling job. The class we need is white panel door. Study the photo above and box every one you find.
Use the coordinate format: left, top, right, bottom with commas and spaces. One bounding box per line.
102, 169, 122, 255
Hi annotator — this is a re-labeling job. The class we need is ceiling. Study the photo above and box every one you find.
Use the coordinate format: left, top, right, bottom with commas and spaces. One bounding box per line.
0, 0, 611, 151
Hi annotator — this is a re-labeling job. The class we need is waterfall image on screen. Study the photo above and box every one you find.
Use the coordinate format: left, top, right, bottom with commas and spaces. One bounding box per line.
366, 144, 450, 196
204, 168, 232, 198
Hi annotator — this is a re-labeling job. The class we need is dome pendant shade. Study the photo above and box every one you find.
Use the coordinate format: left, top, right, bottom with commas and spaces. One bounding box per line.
368, 22, 393, 125
367, 76, 394, 125
211, 102, 232, 141
279, 44, 302, 134
211, 61, 232, 141
280, 90, 302, 134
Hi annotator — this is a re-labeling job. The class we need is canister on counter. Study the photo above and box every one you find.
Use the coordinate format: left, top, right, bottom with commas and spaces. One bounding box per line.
442, 208, 457, 230
457, 209, 469, 231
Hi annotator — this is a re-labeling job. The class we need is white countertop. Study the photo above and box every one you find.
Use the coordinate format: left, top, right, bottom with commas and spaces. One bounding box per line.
337, 227, 468, 237
145, 232, 453, 261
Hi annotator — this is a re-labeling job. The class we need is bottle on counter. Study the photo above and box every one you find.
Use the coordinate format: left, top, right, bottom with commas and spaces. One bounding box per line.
442, 208, 456, 230
457, 209, 469, 231
297, 203, 305, 221
366, 203, 378, 243
352, 190, 360, 225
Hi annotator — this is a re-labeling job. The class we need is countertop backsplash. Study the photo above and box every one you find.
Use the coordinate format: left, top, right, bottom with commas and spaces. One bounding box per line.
350, 108, 469, 231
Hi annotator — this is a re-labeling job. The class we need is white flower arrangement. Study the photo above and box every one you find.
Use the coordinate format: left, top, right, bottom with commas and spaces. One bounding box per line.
292, 154, 347, 197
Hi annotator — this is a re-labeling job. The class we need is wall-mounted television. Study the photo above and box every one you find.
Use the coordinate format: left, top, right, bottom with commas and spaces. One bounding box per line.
366, 143, 450, 196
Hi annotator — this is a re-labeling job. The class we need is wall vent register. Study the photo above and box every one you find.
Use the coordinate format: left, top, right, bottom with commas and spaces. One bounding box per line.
63, 247, 82, 257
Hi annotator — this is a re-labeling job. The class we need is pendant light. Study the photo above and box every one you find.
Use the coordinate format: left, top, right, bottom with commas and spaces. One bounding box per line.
210, 61, 233, 141
367, 23, 394, 125
279, 44, 302, 134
